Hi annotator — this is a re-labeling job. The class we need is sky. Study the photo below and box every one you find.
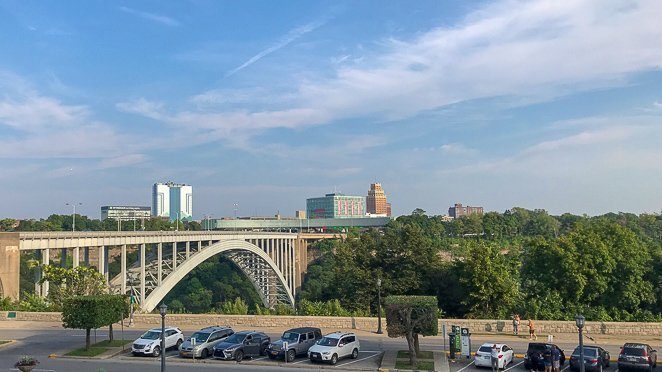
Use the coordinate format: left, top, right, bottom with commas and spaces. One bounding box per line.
0, 0, 661, 220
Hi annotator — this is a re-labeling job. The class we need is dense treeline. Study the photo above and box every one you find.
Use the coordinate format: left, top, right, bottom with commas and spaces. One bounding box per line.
0, 214, 201, 232
300, 209, 662, 321
3, 209, 661, 320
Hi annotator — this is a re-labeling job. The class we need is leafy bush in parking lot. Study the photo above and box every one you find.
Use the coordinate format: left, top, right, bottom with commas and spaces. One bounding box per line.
385, 296, 438, 367
62, 294, 129, 350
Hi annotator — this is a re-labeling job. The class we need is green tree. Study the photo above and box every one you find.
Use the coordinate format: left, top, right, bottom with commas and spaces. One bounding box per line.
37, 265, 107, 310
62, 295, 128, 350
384, 296, 438, 367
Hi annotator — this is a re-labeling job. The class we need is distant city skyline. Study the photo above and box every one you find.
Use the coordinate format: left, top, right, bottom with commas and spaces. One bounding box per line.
1, 1, 661, 219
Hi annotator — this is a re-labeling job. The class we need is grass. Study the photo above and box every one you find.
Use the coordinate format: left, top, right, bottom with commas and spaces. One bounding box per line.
65, 347, 109, 357
397, 350, 434, 359
0, 341, 10, 346
91, 339, 132, 347
395, 359, 435, 370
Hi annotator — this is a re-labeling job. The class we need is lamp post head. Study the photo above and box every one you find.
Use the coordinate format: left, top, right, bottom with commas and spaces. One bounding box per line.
575, 314, 585, 329
159, 303, 168, 317
377, 278, 381, 287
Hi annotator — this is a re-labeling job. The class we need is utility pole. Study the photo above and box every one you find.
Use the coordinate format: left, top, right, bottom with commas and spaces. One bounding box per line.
66, 202, 82, 231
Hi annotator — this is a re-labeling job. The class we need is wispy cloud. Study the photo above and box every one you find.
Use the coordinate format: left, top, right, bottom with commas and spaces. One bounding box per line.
119, 6, 180, 26
225, 18, 328, 77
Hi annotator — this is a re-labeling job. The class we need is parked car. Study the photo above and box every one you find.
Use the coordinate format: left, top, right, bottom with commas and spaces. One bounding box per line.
212, 330, 270, 362
132, 327, 184, 357
524, 343, 566, 371
474, 343, 514, 369
308, 331, 360, 365
268, 327, 323, 361
569, 346, 610, 372
178, 326, 234, 359
618, 343, 657, 371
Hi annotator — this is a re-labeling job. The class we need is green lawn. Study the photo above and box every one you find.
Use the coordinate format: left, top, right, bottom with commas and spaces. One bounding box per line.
395, 359, 435, 370
65, 347, 109, 357
397, 350, 434, 359
91, 339, 132, 347
0, 341, 10, 346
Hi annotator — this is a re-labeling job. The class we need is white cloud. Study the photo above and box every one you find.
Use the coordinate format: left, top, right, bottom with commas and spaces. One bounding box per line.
440, 143, 477, 156
119, 6, 179, 26
122, 0, 662, 141
226, 18, 329, 77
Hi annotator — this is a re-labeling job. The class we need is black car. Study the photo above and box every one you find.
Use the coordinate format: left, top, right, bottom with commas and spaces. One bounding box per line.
618, 343, 657, 371
212, 331, 270, 362
570, 346, 610, 372
524, 343, 566, 371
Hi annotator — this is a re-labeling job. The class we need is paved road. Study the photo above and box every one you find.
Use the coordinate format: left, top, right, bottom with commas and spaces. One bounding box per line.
448, 356, 622, 372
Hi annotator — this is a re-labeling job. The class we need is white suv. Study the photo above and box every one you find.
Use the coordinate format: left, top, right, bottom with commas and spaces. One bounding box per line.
308, 332, 360, 365
132, 327, 184, 357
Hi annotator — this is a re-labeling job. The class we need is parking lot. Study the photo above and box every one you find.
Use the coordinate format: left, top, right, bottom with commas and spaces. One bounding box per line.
117, 341, 383, 370
448, 356, 623, 372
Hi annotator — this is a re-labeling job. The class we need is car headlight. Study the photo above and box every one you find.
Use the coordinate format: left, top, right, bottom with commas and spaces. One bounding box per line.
322, 351, 330, 355
225, 347, 237, 352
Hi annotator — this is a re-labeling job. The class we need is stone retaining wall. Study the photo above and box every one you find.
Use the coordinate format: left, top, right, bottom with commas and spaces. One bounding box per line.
2, 312, 660, 336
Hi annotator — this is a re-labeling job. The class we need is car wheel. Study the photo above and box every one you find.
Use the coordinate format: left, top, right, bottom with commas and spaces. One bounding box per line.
152, 346, 161, 357
287, 349, 296, 362
201, 349, 209, 359
268, 353, 276, 360
260, 346, 267, 356
176, 339, 183, 350
352, 348, 359, 359
235, 350, 244, 362
330, 354, 338, 365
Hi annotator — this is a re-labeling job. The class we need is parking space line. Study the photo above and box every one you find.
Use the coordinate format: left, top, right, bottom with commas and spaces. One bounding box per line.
503, 360, 524, 372
291, 359, 311, 364
335, 352, 383, 367
247, 356, 268, 362
456, 361, 475, 372
561, 366, 570, 372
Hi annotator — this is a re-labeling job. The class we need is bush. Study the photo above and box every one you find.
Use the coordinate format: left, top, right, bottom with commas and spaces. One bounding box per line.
216, 298, 249, 315
19, 293, 52, 312
62, 294, 129, 350
0, 297, 15, 311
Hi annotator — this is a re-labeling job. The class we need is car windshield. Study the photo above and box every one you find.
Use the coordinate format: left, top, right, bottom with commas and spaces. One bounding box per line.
141, 331, 161, 340
318, 337, 339, 347
282, 332, 299, 342
572, 347, 597, 357
224, 334, 246, 344
479, 346, 493, 352
529, 344, 550, 352
623, 347, 645, 356
190, 332, 210, 343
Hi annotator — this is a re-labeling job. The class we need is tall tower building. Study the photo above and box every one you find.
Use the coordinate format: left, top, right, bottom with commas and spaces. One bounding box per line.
366, 183, 391, 216
152, 182, 193, 221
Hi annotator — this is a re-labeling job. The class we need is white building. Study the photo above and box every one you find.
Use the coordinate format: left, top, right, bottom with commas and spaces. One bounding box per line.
152, 182, 193, 221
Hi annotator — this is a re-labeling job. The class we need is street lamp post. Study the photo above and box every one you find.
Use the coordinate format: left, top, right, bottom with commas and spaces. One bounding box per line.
160, 303, 168, 372
65, 202, 82, 231
575, 315, 585, 372
376, 278, 383, 334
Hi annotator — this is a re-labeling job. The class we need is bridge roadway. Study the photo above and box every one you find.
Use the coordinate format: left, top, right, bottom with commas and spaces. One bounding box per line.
0, 231, 343, 312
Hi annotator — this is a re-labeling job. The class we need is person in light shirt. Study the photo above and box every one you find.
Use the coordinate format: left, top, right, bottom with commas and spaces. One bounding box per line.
491, 344, 500, 372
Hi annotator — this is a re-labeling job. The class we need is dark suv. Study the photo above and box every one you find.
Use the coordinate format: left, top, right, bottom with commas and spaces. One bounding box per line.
212, 331, 270, 362
618, 343, 657, 371
524, 343, 566, 371
570, 346, 610, 372
268, 327, 323, 361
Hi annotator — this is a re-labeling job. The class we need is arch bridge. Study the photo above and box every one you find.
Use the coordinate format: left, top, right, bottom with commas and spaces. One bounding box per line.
0, 231, 341, 312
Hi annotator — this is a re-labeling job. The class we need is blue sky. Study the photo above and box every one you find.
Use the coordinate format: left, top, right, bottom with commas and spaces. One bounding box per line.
1, 0, 661, 219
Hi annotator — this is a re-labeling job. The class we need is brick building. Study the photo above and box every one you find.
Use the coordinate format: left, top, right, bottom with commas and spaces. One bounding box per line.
448, 203, 483, 218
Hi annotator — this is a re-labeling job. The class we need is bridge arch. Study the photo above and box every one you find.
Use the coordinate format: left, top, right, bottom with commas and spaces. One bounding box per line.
141, 239, 295, 312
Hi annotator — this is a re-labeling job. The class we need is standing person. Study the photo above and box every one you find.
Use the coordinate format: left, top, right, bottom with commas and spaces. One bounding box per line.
543, 346, 553, 372
552, 346, 561, 372
528, 319, 537, 340
513, 314, 520, 335
491, 344, 500, 372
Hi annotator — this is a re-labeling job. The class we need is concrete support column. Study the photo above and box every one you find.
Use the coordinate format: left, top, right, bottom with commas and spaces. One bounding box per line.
97, 246, 105, 276
60, 248, 67, 267
103, 246, 109, 282
209, 239, 212, 247
291, 239, 296, 298
121, 244, 127, 294
197, 240, 201, 253
140, 244, 146, 306
186, 241, 190, 259
34, 250, 42, 296
73, 247, 80, 268
84, 247, 90, 266
157, 243, 163, 285
41, 248, 50, 297
172, 242, 177, 270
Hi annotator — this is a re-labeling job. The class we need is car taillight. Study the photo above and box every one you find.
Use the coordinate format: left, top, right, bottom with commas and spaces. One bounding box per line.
590, 359, 598, 363
642, 349, 648, 357
499, 355, 503, 359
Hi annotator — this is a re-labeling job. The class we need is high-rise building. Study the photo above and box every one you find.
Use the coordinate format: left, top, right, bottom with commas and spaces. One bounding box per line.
448, 203, 483, 218
152, 182, 193, 221
101, 206, 151, 221
366, 183, 391, 216
306, 193, 366, 219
